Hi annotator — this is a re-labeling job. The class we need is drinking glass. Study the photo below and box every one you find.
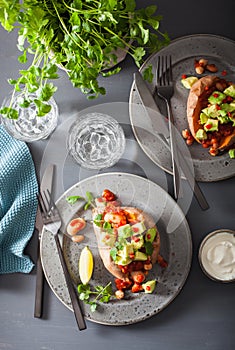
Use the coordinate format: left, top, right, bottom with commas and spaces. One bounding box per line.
67, 113, 125, 169
1, 92, 58, 142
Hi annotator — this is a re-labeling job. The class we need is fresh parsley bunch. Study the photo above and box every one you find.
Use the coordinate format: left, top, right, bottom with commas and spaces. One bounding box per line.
0, 0, 169, 119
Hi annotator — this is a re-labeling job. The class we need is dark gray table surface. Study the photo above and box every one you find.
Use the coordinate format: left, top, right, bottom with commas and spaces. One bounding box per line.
1, 1, 235, 349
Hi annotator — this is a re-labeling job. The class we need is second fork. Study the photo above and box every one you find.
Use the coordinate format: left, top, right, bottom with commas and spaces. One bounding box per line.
156, 55, 183, 200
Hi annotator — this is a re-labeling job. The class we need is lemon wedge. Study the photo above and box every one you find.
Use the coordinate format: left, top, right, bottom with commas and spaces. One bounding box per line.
181, 76, 198, 89
79, 246, 94, 285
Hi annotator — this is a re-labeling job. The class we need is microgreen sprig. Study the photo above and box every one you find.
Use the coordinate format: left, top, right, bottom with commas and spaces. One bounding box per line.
77, 282, 113, 312
66, 191, 95, 210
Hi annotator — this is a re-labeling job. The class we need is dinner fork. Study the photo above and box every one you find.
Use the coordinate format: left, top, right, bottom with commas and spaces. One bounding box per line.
38, 190, 86, 331
156, 55, 182, 199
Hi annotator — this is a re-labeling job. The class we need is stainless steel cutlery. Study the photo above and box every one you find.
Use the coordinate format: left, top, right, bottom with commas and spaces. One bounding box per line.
34, 164, 55, 318
38, 189, 86, 331
134, 63, 209, 210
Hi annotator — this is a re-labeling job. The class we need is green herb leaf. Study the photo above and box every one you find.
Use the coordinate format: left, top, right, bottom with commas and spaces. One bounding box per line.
144, 241, 154, 255
66, 195, 85, 205
110, 247, 117, 261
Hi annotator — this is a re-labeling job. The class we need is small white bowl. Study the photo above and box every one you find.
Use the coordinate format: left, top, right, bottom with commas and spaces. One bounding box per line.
198, 229, 235, 283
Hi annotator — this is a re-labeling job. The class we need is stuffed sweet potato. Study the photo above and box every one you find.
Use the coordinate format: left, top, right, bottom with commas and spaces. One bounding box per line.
186, 75, 235, 156
92, 190, 162, 296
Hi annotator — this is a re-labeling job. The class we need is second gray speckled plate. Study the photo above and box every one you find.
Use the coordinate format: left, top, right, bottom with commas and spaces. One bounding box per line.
41, 173, 192, 325
129, 34, 235, 182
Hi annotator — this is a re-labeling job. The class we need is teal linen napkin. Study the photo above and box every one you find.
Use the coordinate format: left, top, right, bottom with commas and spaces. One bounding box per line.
0, 125, 38, 274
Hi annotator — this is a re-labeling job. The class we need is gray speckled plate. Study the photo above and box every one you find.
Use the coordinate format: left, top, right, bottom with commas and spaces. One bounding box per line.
129, 34, 235, 182
40, 173, 192, 325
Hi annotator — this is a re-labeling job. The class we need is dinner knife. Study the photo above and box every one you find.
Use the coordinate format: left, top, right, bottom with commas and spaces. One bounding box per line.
34, 164, 55, 318
134, 71, 209, 210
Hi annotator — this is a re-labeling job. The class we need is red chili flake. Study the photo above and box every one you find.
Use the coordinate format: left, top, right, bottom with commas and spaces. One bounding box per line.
213, 93, 219, 98
205, 86, 209, 91
147, 234, 151, 240
216, 104, 221, 110
146, 285, 151, 291
205, 124, 212, 130
129, 253, 135, 259
221, 70, 227, 76
133, 237, 140, 243
181, 74, 187, 79
132, 227, 139, 233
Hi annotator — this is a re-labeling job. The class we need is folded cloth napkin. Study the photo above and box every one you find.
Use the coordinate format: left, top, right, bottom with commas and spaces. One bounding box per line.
0, 125, 38, 274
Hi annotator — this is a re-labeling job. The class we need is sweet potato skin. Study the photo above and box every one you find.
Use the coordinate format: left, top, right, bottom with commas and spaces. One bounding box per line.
92, 207, 160, 280
186, 75, 235, 151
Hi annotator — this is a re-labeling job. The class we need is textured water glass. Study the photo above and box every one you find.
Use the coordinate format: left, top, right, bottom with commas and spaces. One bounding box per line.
67, 113, 126, 169
1, 92, 58, 142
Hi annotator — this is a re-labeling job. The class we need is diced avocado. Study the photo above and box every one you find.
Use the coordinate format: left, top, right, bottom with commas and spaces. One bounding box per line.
196, 129, 207, 140
131, 221, 146, 235
204, 118, 219, 132
229, 149, 235, 158
181, 76, 198, 89
117, 224, 132, 238
208, 91, 226, 105
223, 85, 235, 98
101, 232, 116, 247
200, 112, 208, 124
145, 227, 157, 243
217, 114, 230, 124
119, 243, 134, 259
221, 103, 235, 113
230, 102, 235, 110
134, 251, 148, 261
202, 104, 219, 118
142, 280, 156, 294
115, 255, 132, 266
131, 235, 144, 250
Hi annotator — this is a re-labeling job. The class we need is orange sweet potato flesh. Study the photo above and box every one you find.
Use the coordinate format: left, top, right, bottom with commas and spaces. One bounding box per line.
92, 207, 160, 281
186, 75, 235, 150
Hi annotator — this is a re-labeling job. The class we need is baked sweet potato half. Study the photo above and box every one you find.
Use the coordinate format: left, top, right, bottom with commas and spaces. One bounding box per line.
92, 189, 163, 296
186, 75, 235, 155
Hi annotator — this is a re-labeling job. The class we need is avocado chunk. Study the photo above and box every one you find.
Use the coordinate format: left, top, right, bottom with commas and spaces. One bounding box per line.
131, 235, 144, 250
196, 129, 207, 140
229, 149, 235, 159
142, 280, 156, 294
101, 231, 116, 247
221, 103, 235, 113
145, 227, 157, 243
119, 243, 134, 259
204, 118, 219, 132
208, 91, 226, 105
217, 114, 230, 124
131, 221, 146, 235
134, 251, 148, 261
117, 224, 132, 238
202, 104, 220, 118
223, 84, 235, 98
200, 112, 208, 124
115, 255, 132, 266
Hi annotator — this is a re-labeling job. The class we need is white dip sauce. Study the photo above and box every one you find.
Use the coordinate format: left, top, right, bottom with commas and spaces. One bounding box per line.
200, 231, 235, 281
